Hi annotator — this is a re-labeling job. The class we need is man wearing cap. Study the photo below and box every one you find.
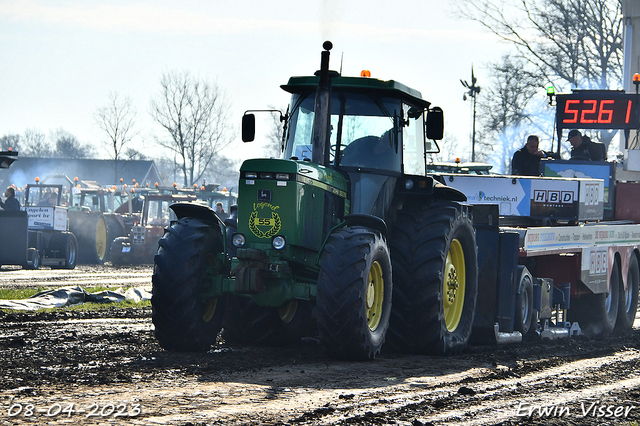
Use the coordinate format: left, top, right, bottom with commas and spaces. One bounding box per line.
568, 130, 607, 161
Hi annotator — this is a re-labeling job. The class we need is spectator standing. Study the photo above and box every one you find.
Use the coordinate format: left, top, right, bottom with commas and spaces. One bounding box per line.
0, 186, 21, 211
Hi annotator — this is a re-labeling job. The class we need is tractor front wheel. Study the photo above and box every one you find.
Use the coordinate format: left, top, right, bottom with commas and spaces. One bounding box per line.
152, 217, 225, 352
316, 226, 392, 360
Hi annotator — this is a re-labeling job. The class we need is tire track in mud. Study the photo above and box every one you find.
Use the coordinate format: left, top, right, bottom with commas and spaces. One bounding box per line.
1, 282, 640, 425
325, 351, 640, 426
0, 264, 152, 289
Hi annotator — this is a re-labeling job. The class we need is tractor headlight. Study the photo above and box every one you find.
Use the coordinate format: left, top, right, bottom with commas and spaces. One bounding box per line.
404, 179, 414, 190
272, 235, 286, 250
232, 233, 246, 247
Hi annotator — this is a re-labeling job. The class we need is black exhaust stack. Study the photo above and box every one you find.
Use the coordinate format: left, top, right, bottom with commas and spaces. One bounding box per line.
311, 41, 333, 166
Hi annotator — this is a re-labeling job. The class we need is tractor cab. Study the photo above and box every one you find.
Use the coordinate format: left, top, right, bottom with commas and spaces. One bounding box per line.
281, 76, 440, 177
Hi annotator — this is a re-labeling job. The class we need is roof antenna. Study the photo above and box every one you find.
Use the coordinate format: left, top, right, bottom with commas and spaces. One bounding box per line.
340, 52, 343, 75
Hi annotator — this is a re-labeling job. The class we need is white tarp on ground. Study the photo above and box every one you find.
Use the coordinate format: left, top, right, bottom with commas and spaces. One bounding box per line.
0, 286, 152, 311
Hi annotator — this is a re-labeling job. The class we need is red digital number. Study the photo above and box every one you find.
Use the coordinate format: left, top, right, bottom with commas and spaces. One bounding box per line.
580, 99, 598, 123
562, 97, 634, 126
597, 99, 614, 123
564, 100, 579, 123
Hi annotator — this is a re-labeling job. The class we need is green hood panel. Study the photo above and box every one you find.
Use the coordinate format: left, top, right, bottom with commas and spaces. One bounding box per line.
238, 158, 348, 251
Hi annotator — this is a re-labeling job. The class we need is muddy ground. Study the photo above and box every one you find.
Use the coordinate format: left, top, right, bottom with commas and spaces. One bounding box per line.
1, 265, 640, 425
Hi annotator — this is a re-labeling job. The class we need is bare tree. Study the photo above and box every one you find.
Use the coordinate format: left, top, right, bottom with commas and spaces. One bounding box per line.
455, 0, 623, 90
430, 132, 464, 163
0, 134, 21, 152
263, 105, 286, 158
150, 71, 234, 187
94, 92, 138, 182
50, 129, 94, 159
477, 55, 543, 172
22, 128, 52, 157
124, 148, 146, 160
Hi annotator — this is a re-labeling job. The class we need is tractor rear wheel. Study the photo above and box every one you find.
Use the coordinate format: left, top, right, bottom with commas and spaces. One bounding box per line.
222, 297, 315, 346
387, 202, 478, 355
152, 217, 225, 352
316, 226, 392, 360
73, 215, 108, 264
617, 253, 640, 331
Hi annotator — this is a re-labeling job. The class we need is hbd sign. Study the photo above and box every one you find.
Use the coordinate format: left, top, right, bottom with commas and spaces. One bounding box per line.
533, 190, 574, 204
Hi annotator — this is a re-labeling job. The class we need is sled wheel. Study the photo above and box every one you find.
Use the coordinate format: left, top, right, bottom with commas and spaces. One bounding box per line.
26, 248, 40, 270
572, 258, 620, 336
152, 217, 226, 352
316, 226, 392, 360
514, 266, 534, 335
617, 253, 639, 331
50, 232, 78, 269
387, 201, 478, 355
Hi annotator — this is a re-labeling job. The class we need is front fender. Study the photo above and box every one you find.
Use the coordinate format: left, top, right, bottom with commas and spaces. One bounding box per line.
170, 202, 220, 223
169, 202, 229, 257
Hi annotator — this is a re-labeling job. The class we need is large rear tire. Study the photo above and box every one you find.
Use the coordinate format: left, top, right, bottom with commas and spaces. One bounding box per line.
316, 227, 392, 360
387, 202, 478, 355
616, 253, 639, 331
73, 215, 108, 264
104, 216, 126, 262
152, 217, 225, 352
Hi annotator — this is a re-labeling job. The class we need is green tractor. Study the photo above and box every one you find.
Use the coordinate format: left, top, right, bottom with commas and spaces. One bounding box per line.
152, 41, 478, 360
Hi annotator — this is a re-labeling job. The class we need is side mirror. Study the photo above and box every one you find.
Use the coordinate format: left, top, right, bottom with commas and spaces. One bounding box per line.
242, 114, 256, 143
426, 107, 444, 140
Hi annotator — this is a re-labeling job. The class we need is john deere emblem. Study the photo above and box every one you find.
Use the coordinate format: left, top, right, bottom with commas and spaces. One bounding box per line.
249, 202, 281, 238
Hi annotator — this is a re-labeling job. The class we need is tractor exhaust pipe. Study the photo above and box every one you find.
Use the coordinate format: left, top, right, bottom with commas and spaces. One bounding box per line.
311, 41, 333, 166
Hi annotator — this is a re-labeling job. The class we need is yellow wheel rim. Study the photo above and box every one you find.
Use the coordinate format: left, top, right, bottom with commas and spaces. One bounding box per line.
278, 300, 298, 324
202, 298, 218, 322
366, 261, 385, 331
443, 238, 466, 332
95, 218, 107, 260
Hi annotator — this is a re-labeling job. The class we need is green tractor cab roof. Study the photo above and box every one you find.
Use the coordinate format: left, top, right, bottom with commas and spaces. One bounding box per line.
281, 75, 432, 109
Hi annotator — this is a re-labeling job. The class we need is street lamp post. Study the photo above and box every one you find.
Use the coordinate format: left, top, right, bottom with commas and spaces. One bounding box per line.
461, 67, 481, 162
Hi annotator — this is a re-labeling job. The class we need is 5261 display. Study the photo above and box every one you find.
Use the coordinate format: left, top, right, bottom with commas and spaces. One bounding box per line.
556, 91, 640, 130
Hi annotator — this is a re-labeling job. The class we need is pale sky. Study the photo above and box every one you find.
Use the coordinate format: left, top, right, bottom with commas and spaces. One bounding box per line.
0, 0, 508, 164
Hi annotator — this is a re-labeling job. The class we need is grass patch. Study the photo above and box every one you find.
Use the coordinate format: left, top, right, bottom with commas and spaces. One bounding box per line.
0, 285, 144, 300
60, 299, 151, 311
0, 285, 151, 313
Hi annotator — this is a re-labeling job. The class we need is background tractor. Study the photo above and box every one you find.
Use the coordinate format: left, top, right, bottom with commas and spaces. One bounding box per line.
67, 183, 129, 264
0, 183, 78, 270
152, 41, 477, 360
111, 193, 200, 265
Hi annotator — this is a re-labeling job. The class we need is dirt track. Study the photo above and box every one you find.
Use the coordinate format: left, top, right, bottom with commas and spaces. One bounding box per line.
2, 265, 640, 425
